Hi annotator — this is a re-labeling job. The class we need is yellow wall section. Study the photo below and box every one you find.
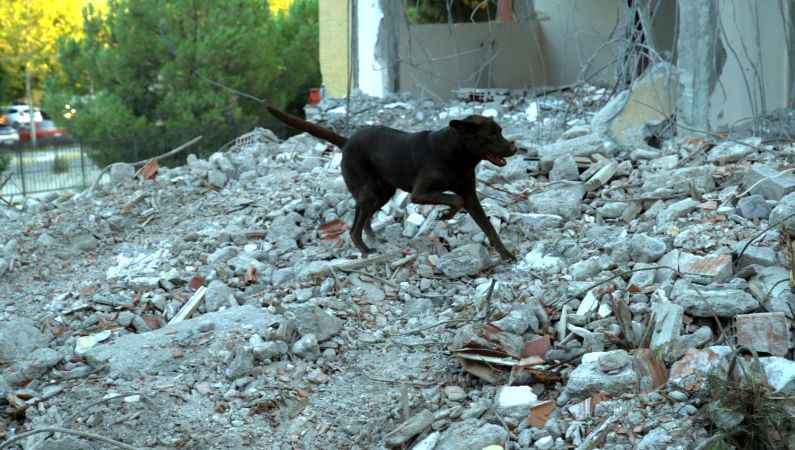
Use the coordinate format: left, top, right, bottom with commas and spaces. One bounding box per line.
319, 0, 351, 98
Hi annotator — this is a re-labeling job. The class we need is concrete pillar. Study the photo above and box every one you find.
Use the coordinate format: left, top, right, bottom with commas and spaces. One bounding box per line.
498, 0, 515, 22
675, 0, 720, 133
377, 0, 402, 94
352, 0, 402, 97
319, 0, 352, 97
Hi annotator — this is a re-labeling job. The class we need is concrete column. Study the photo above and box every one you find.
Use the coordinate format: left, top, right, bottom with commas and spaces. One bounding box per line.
675, 0, 720, 133
378, 0, 402, 94
319, 0, 352, 97
498, 0, 515, 22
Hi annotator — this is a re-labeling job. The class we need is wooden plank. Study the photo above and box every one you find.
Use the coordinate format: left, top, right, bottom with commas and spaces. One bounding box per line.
168, 286, 207, 325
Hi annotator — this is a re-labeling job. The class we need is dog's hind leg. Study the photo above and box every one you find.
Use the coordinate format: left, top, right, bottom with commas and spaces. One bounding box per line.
363, 186, 394, 244
352, 184, 394, 254
350, 204, 372, 255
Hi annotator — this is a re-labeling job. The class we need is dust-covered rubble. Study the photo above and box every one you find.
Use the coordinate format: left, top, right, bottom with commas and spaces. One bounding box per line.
1, 84, 795, 449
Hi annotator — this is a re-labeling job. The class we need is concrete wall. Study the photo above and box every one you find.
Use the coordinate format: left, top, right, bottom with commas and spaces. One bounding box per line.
397, 21, 546, 99
319, 0, 351, 97
708, 0, 792, 127
534, 0, 620, 86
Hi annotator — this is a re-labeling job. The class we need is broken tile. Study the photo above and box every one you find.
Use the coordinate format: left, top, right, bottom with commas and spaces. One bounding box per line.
735, 312, 789, 356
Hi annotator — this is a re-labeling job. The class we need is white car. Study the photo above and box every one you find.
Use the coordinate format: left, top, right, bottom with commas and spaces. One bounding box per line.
2, 105, 43, 126
0, 125, 19, 146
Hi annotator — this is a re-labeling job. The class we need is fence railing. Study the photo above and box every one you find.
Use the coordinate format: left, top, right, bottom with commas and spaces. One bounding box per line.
0, 143, 101, 201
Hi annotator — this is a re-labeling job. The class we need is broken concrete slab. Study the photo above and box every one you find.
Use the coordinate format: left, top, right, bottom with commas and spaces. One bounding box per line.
736, 194, 771, 220
0, 317, 47, 364
84, 305, 280, 378
584, 161, 618, 192
288, 305, 343, 342
384, 409, 434, 448
434, 419, 508, 450
642, 165, 715, 195
538, 134, 606, 172
549, 154, 580, 182
680, 252, 733, 282
669, 326, 714, 362
668, 346, 732, 390
527, 183, 585, 220
769, 191, 795, 233
748, 266, 795, 317
520, 244, 565, 275
672, 224, 715, 252
437, 243, 490, 278
706, 138, 759, 164
496, 385, 538, 419
591, 62, 678, 148
629, 233, 668, 263
629, 262, 657, 289
511, 213, 564, 235
671, 280, 759, 317
735, 312, 789, 356
564, 350, 637, 399
742, 164, 795, 201
650, 303, 684, 358
760, 357, 795, 394
657, 198, 700, 228
204, 280, 236, 312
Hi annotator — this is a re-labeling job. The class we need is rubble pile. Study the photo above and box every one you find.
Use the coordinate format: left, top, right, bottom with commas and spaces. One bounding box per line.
1, 76, 795, 449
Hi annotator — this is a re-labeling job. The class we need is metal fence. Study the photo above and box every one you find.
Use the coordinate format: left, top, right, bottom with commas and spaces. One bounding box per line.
0, 143, 101, 201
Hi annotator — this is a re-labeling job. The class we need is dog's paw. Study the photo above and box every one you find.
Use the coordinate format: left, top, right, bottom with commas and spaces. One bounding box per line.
498, 248, 516, 262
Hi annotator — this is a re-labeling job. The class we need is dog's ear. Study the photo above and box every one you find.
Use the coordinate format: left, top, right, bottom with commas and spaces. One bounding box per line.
449, 119, 478, 133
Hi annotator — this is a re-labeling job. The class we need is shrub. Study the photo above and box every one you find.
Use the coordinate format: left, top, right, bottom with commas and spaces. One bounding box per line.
51, 154, 69, 174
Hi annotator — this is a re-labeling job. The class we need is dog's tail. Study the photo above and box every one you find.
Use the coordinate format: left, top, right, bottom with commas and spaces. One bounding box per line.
266, 106, 348, 148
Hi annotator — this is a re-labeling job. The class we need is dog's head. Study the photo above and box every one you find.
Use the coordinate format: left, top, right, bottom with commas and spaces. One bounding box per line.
449, 115, 517, 167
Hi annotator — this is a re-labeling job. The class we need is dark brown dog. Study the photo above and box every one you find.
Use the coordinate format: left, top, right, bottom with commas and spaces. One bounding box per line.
266, 106, 517, 260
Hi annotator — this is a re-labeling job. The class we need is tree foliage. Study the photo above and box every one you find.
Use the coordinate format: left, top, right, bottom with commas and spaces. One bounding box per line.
404, 0, 498, 24
0, 0, 89, 102
46, 0, 320, 167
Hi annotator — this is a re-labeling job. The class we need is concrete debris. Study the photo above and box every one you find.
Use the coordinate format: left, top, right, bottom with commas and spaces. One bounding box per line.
668, 346, 732, 390
736, 194, 772, 220
629, 233, 668, 263
549, 154, 579, 182
436, 243, 490, 278
384, 409, 434, 448
0, 317, 47, 364
672, 280, 759, 317
706, 138, 759, 164
649, 303, 684, 359
495, 385, 538, 418
527, 183, 585, 220
0, 88, 792, 449
591, 62, 678, 149
748, 266, 795, 316
742, 163, 795, 201
735, 312, 790, 356
434, 419, 508, 450
759, 357, 795, 394
564, 351, 638, 399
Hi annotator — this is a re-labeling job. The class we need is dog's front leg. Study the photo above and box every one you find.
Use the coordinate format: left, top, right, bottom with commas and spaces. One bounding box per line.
462, 191, 515, 261
410, 182, 465, 211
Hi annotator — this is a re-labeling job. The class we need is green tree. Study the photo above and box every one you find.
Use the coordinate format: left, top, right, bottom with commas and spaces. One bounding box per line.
46, 0, 320, 168
0, 0, 88, 103
404, 0, 497, 24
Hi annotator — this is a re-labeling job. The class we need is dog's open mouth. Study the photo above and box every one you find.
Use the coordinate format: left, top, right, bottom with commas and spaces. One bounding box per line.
486, 154, 507, 167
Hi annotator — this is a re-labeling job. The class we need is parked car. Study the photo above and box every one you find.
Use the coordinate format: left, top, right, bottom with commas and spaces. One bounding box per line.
18, 120, 69, 144
0, 125, 19, 146
1, 105, 43, 126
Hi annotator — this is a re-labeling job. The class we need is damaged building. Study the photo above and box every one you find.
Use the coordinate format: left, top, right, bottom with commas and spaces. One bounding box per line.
320, 0, 795, 133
